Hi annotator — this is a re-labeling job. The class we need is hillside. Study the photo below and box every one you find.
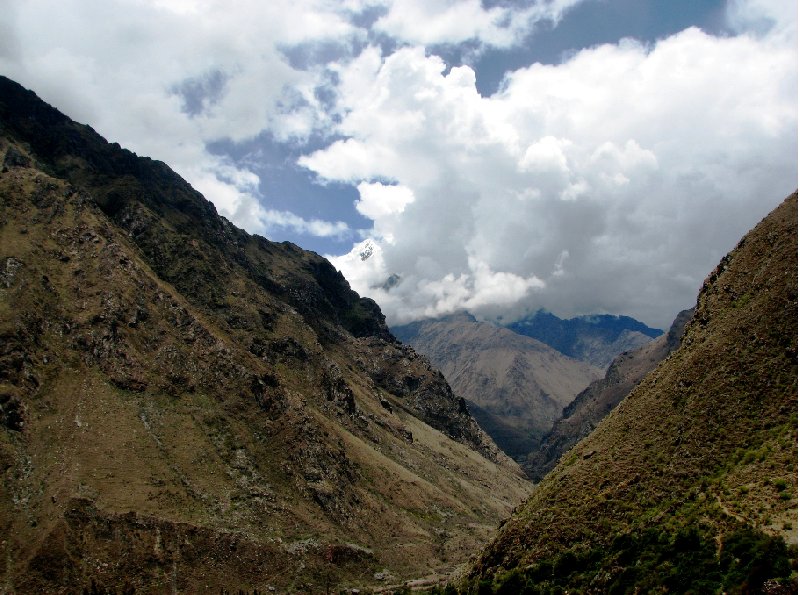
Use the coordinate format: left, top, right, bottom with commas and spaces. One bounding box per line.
506, 311, 663, 368
0, 76, 531, 593
464, 192, 798, 593
524, 308, 694, 481
392, 312, 602, 461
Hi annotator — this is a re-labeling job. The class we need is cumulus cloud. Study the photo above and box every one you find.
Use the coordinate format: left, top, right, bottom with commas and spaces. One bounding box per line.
354, 181, 415, 242
311, 2, 797, 328
2, 0, 795, 329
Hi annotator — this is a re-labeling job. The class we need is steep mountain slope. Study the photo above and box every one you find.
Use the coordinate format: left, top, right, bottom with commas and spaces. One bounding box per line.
524, 308, 694, 481
393, 312, 602, 461
506, 311, 663, 368
465, 192, 798, 593
0, 76, 531, 593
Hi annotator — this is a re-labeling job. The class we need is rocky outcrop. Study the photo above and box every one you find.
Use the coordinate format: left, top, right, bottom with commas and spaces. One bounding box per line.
524, 308, 694, 481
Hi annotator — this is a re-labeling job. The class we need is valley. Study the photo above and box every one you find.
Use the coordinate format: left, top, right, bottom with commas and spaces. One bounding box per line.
0, 75, 796, 594
392, 312, 602, 462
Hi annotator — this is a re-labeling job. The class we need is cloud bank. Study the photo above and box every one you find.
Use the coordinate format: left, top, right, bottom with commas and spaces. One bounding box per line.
303, 4, 797, 328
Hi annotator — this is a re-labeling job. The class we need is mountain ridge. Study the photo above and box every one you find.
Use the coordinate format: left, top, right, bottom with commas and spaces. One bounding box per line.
0, 76, 530, 593
505, 310, 663, 368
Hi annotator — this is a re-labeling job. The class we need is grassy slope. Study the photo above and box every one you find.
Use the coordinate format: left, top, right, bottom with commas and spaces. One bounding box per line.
463, 193, 798, 593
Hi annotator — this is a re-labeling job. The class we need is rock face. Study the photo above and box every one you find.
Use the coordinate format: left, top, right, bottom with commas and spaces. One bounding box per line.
464, 192, 798, 593
524, 308, 694, 481
0, 76, 530, 593
393, 313, 602, 462
506, 311, 663, 368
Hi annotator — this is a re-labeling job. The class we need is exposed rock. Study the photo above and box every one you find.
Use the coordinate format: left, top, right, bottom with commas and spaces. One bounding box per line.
1, 256, 23, 288
2, 145, 30, 168
323, 363, 358, 416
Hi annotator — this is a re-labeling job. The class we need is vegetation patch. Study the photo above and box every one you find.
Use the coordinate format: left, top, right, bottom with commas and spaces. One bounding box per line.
456, 523, 795, 594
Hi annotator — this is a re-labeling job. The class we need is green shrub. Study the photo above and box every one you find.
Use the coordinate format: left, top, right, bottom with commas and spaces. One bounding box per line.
773, 478, 788, 491
482, 523, 795, 594
719, 526, 795, 591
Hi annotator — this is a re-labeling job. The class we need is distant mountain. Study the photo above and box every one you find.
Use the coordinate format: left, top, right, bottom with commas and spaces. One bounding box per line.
392, 312, 602, 461
0, 76, 530, 593
464, 192, 798, 593
506, 310, 663, 368
524, 307, 694, 481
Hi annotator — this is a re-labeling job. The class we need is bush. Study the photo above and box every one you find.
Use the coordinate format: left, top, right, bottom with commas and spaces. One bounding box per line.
720, 526, 795, 592
473, 523, 795, 594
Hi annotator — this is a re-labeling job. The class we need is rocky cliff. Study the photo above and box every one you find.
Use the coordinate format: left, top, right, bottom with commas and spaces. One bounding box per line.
0, 76, 530, 593
464, 192, 798, 593
393, 312, 601, 462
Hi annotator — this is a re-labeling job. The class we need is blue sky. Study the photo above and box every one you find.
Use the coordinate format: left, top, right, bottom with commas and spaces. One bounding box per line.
1, 0, 796, 328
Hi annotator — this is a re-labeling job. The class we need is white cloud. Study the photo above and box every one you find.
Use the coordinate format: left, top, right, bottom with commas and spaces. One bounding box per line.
330, 243, 544, 323
261, 210, 351, 238
2, 0, 796, 329
312, 2, 797, 328
373, 0, 588, 48
355, 181, 415, 242
0, 0, 587, 241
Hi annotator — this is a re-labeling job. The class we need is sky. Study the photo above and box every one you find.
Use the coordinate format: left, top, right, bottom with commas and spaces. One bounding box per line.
1, 0, 796, 329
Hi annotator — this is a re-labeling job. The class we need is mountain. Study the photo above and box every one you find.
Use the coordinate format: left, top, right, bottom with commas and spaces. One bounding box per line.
506, 311, 663, 368
0, 76, 531, 593
524, 307, 694, 481
392, 312, 602, 462
463, 192, 798, 593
